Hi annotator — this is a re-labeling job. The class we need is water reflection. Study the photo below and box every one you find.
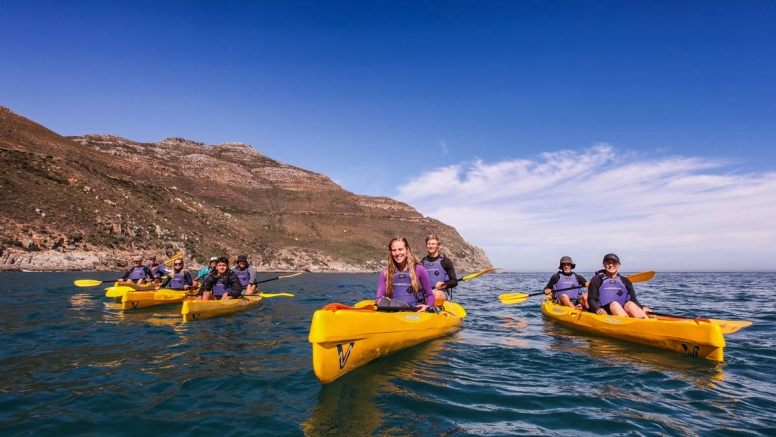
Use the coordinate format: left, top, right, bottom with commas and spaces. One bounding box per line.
542, 324, 725, 386
302, 336, 455, 436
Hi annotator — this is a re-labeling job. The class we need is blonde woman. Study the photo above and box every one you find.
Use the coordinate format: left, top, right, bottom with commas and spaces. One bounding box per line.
376, 236, 434, 312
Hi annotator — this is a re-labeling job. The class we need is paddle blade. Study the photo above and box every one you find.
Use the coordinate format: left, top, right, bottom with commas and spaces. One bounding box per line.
278, 272, 303, 279
164, 253, 184, 265
460, 267, 502, 281
259, 292, 294, 298
74, 279, 105, 287
498, 293, 530, 305
627, 270, 655, 283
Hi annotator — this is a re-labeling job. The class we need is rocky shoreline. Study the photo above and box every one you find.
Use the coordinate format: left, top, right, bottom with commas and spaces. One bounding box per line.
0, 248, 381, 273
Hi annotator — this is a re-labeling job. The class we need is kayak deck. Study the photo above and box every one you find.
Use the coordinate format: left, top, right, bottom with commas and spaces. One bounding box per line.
181, 295, 263, 322
541, 299, 727, 361
121, 289, 186, 310
308, 300, 467, 384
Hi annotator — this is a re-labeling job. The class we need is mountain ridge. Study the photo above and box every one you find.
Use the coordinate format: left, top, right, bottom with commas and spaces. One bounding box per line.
0, 105, 492, 272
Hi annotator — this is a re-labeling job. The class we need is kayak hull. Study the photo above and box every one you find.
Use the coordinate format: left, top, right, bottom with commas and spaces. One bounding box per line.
105, 282, 156, 300
181, 295, 263, 322
541, 299, 726, 361
308, 300, 467, 384
121, 290, 184, 310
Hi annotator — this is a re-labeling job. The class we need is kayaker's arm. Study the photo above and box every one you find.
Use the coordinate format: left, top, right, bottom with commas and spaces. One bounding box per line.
158, 275, 172, 289
439, 257, 458, 289
376, 269, 388, 300
586, 275, 603, 313
544, 273, 561, 295
415, 265, 435, 307
118, 268, 132, 282
182, 271, 193, 289
225, 271, 244, 299
621, 277, 649, 312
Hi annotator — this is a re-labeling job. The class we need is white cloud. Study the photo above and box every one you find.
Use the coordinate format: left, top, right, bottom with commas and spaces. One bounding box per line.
397, 144, 776, 272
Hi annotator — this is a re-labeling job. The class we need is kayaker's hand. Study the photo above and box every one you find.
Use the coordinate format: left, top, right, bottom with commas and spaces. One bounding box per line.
154, 286, 160, 290
544, 289, 552, 295
434, 281, 445, 289
596, 308, 607, 315
416, 304, 429, 312
643, 306, 651, 314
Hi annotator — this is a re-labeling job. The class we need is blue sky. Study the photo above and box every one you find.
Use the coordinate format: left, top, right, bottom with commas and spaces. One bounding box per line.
2, 1, 775, 271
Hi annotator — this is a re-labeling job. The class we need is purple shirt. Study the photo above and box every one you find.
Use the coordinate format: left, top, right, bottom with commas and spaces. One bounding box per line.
376, 264, 434, 306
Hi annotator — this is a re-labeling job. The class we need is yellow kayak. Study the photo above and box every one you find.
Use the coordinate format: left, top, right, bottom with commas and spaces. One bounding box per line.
308, 299, 467, 384
105, 281, 156, 300
540, 298, 735, 361
120, 288, 190, 310
181, 295, 263, 322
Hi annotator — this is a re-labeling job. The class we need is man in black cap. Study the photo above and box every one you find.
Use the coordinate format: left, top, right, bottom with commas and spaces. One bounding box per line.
234, 254, 258, 295
587, 253, 650, 318
543, 256, 589, 309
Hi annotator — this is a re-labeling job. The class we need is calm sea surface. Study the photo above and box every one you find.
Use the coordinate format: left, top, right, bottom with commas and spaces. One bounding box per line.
0, 271, 773, 436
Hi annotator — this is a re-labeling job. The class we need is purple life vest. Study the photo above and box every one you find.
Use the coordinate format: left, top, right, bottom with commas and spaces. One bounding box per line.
148, 264, 165, 279
597, 274, 630, 307
212, 276, 232, 297
422, 256, 449, 283
129, 266, 148, 281
391, 271, 422, 305
554, 273, 581, 300
234, 267, 250, 287
169, 271, 187, 290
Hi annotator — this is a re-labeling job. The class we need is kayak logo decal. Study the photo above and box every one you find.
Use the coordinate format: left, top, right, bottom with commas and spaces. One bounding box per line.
682, 343, 700, 357
337, 342, 355, 369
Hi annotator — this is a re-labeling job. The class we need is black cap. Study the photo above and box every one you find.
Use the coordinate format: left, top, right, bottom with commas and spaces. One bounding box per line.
603, 253, 620, 264
237, 254, 248, 263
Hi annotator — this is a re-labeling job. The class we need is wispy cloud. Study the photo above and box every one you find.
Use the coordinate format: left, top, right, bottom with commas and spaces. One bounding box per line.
397, 144, 776, 272
439, 140, 448, 155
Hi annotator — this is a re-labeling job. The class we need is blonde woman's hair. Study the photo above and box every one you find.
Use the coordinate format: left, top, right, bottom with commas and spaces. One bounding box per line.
385, 236, 421, 299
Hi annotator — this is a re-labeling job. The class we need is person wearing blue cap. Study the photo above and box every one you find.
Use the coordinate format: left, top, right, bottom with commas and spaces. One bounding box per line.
587, 253, 650, 318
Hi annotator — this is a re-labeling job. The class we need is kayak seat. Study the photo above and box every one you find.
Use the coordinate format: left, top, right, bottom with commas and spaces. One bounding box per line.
321, 303, 375, 312
375, 297, 418, 312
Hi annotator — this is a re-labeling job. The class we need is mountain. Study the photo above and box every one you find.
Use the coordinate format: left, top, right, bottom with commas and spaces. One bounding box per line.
0, 106, 492, 272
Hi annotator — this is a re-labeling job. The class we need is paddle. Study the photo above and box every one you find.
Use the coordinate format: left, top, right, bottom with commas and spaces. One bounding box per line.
74, 279, 113, 287
648, 312, 753, 334
441, 267, 502, 300
458, 267, 502, 282
498, 271, 656, 305
163, 253, 184, 265
255, 272, 303, 284
74, 253, 184, 287
498, 285, 582, 305
258, 292, 294, 298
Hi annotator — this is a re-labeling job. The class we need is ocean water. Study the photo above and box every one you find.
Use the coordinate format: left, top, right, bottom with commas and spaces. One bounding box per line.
0, 271, 773, 436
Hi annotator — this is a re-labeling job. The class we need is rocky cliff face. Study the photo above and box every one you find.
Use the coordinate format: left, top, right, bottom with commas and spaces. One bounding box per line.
0, 106, 492, 272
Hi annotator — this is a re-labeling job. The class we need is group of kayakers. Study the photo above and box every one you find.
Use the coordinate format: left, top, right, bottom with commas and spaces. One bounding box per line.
544, 253, 651, 319
375, 234, 651, 319
115, 235, 651, 320
117, 254, 261, 301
